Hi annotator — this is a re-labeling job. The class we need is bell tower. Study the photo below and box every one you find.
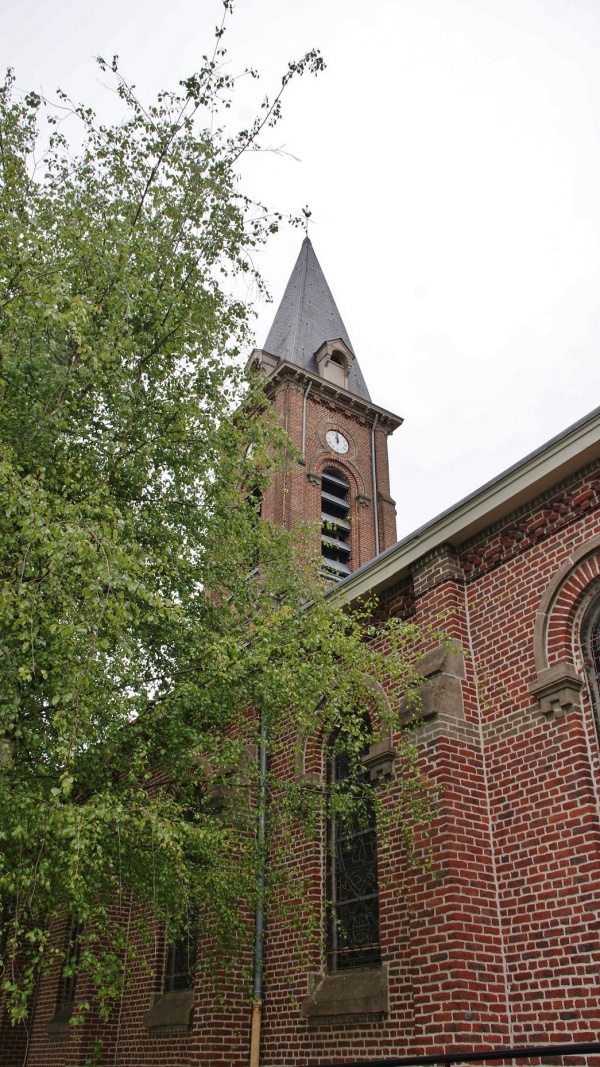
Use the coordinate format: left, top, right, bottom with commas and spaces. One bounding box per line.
249, 238, 402, 579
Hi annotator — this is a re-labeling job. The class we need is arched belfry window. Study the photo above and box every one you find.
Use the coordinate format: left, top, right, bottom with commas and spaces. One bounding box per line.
321, 467, 351, 580
326, 724, 380, 972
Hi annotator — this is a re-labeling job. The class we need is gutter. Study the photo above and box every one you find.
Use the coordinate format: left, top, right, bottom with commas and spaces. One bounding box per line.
371, 413, 380, 557
302, 381, 312, 456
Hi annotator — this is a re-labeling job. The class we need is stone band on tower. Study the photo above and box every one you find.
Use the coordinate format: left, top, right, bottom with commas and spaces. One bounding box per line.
249, 238, 402, 577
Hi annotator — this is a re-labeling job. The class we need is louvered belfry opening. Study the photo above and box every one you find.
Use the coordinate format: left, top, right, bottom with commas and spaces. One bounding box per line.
321, 467, 351, 580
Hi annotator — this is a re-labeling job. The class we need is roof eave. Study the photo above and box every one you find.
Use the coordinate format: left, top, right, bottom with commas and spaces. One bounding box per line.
327, 405, 600, 604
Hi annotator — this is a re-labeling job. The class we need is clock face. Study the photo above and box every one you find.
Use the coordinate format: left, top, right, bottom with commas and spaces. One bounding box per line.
326, 429, 349, 454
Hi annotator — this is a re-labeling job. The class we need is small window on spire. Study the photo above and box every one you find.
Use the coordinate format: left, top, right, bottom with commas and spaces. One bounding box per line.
325, 351, 346, 387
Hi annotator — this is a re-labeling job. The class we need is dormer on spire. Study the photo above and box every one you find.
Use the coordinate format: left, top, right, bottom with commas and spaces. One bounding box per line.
315, 338, 354, 390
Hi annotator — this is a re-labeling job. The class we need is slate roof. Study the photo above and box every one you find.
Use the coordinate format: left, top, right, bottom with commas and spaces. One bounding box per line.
262, 238, 371, 401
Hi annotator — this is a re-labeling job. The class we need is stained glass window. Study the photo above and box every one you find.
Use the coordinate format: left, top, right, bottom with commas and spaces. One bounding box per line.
326, 731, 380, 972
590, 610, 600, 690
582, 594, 600, 720
60, 921, 82, 1010
165, 925, 197, 992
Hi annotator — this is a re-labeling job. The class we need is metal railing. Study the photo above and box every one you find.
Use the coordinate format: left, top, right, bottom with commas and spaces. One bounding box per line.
313, 1042, 600, 1067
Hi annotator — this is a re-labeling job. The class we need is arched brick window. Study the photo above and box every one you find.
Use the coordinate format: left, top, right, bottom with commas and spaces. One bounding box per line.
326, 723, 380, 972
581, 590, 600, 726
164, 926, 197, 992
47, 920, 84, 1036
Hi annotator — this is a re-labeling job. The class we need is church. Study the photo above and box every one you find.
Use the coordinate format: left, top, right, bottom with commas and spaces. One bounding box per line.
5, 239, 600, 1066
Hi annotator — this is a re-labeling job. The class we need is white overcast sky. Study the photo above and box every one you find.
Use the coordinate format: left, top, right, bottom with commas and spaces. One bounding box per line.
3, 0, 600, 537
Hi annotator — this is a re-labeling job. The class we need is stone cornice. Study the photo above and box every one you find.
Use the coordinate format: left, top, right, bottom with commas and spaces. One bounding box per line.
263, 360, 403, 432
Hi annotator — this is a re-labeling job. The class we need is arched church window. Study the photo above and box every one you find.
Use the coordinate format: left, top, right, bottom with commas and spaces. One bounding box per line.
245, 444, 262, 522
164, 923, 198, 992
59, 920, 83, 1012
248, 484, 263, 521
326, 724, 380, 972
321, 467, 351, 580
581, 592, 600, 723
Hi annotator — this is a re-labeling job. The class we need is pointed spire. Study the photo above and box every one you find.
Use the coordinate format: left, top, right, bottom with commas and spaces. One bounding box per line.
263, 238, 371, 401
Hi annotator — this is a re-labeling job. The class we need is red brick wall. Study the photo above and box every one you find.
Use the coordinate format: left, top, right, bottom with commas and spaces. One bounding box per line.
0, 1008, 27, 1066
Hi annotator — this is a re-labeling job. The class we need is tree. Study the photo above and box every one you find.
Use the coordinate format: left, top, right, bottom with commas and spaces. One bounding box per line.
0, 16, 434, 1026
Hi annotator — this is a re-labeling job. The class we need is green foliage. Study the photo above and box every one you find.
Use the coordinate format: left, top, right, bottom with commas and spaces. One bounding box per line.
0, 20, 434, 1026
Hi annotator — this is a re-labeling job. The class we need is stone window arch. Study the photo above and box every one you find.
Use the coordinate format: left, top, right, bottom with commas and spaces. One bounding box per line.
529, 540, 600, 717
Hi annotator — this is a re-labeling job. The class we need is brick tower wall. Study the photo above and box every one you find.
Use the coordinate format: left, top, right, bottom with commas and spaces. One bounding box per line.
262, 374, 398, 571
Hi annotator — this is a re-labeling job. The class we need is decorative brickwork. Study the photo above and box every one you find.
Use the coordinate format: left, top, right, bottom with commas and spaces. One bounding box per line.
461, 467, 600, 580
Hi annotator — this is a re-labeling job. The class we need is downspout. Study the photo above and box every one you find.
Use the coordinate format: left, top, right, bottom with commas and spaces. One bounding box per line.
249, 709, 268, 1067
282, 386, 290, 527
301, 381, 312, 456
371, 413, 380, 557
22, 975, 41, 1067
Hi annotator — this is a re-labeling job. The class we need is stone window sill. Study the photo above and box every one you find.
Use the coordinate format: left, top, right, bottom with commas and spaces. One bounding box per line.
47, 1004, 73, 1038
301, 965, 388, 1027
143, 989, 194, 1035
530, 662, 583, 717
